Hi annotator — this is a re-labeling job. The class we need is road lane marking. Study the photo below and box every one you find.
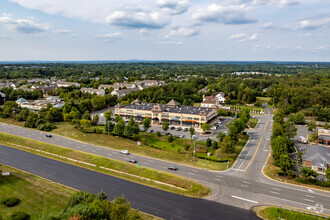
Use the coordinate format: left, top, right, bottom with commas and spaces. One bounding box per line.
148, 160, 154, 163
263, 120, 269, 131
107, 153, 112, 156
187, 172, 195, 175
304, 199, 314, 203
144, 162, 150, 165
270, 191, 279, 195
232, 169, 244, 171
306, 195, 314, 198
231, 195, 258, 204
244, 137, 263, 171
191, 170, 199, 172
272, 187, 281, 191
241, 184, 248, 188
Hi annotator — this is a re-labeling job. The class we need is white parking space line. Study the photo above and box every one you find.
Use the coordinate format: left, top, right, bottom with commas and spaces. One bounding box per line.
305, 195, 314, 198
270, 191, 279, 195
231, 195, 258, 204
304, 199, 314, 203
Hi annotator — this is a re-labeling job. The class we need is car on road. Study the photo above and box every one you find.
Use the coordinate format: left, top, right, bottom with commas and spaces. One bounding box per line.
120, 150, 129, 155
183, 128, 188, 132
45, 134, 52, 138
128, 158, 137, 163
167, 165, 178, 171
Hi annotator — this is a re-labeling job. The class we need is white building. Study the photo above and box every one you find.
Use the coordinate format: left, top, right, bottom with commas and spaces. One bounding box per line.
81, 88, 105, 96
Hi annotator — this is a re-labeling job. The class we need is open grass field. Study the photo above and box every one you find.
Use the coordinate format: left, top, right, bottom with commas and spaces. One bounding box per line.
0, 165, 74, 219
0, 132, 210, 198
256, 97, 272, 103
254, 206, 329, 220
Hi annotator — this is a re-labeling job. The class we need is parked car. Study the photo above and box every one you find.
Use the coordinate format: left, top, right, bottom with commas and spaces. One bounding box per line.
141, 128, 146, 132
148, 129, 153, 133
176, 127, 182, 131
120, 150, 129, 155
191, 135, 197, 140
128, 158, 137, 163
179, 134, 185, 138
183, 128, 188, 132
170, 126, 175, 130
165, 132, 170, 136
168, 165, 178, 171
45, 134, 52, 138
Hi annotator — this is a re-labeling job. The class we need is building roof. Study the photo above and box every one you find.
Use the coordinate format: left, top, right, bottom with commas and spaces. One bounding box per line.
0, 92, 5, 98
120, 102, 215, 116
46, 96, 58, 100
166, 99, 180, 108
114, 88, 140, 95
303, 145, 330, 167
132, 98, 141, 104
16, 97, 28, 103
318, 135, 330, 141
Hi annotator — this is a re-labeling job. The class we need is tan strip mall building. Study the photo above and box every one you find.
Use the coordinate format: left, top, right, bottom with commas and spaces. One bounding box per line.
115, 99, 217, 128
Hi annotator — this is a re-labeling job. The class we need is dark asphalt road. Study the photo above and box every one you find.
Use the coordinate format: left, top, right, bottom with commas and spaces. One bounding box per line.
0, 145, 259, 220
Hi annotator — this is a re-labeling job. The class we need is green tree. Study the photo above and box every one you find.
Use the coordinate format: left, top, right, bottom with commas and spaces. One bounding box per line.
279, 154, 294, 176
104, 110, 112, 121
189, 126, 195, 139
104, 121, 114, 132
80, 119, 92, 129
142, 117, 151, 131
294, 112, 305, 124
308, 121, 316, 132
168, 134, 174, 142
217, 132, 225, 142
271, 136, 289, 161
211, 141, 219, 151
206, 138, 212, 147
324, 123, 329, 129
82, 110, 91, 120
301, 166, 318, 179
92, 114, 99, 125
15, 108, 30, 121
115, 115, 122, 122
201, 123, 212, 133
325, 168, 330, 180
221, 136, 234, 155
162, 121, 169, 131
113, 120, 125, 135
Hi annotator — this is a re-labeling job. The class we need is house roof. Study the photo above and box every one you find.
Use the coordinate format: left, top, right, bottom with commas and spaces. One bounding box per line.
132, 98, 141, 104
318, 135, 330, 141
303, 145, 330, 167
16, 97, 28, 103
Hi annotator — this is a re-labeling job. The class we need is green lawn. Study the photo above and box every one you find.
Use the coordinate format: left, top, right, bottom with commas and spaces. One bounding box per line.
0, 132, 210, 198
247, 118, 259, 128
0, 165, 74, 219
255, 206, 329, 220
256, 97, 272, 103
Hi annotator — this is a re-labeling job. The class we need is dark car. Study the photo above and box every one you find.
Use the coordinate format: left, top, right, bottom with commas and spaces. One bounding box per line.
128, 158, 137, 163
176, 127, 182, 131
148, 129, 153, 133
183, 128, 188, 132
165, 132, 170, 136
170, 126, 175, 130
167, 165, 178, 171
45, 134, 52, 138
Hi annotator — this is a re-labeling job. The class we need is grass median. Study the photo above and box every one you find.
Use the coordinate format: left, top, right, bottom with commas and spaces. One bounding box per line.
0, 132, 210, 198
254, 206, 329, 220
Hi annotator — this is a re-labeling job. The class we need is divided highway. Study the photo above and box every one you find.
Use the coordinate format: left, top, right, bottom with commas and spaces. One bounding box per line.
0, 104, 329, 218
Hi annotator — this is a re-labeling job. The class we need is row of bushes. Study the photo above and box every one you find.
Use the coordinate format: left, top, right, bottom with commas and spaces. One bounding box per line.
295, 177, 330, 187
1, 197, 20, 207
196, 154, 229, 163
0, 197, 29, 220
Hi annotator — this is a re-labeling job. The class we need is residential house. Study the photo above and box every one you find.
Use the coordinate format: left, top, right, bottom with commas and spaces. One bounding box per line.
201, 95, 218, 108
198, 87, 209, 94
0, 92, 6, 104
80, 87, 105, 96
317, 135, 330, 147
55, 81, 80, 88
31, 84, 57, 94
303, 145, 330, 177
215, 92, 226, 103
111, 88, 140, 98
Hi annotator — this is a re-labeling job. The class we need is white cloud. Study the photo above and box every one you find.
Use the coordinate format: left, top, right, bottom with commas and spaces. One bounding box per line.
263, 21, 273, 29
157, 41, 182, 45
278, 0, 299, 8
275, 45, 302, 50
166, 26, 199, 38
298, 33, 312, 37
0, 34, 11, 39
157, 0, 189, 15
52, 29, 72, 34
298, 18, 330, 30
106, 10, 170, 29
314, 45, 329, 50
95, 32, 123, 42
0, 14, 51, 33
229, 33, 258, 41
139, 28, 152, 34
192, 4, 256, 25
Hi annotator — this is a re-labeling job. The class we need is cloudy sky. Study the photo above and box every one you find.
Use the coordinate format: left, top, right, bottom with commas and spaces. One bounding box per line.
0, 0, 329, 61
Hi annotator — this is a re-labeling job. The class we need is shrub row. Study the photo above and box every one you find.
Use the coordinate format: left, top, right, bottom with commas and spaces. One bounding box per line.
294, 177, 330, 187
196, 155, 229, 163
12, 212, 29, 220
1, 197, 20, 207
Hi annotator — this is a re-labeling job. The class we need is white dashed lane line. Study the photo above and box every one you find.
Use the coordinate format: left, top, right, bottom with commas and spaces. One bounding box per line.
270, 191, 279, 195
